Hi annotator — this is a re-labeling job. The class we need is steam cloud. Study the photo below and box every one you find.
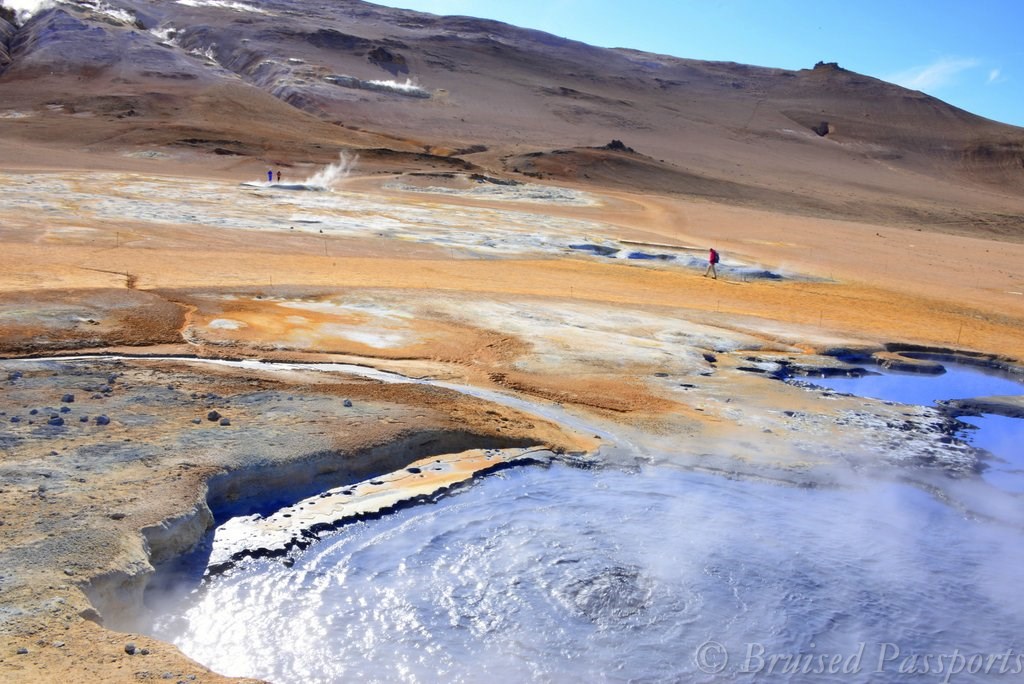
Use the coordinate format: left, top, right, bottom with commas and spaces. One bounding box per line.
1, 0, 56, 24
1, 0, 134, 25
174, 0, 268, 14
302, 151, 357, 190
365, 78, 430, 97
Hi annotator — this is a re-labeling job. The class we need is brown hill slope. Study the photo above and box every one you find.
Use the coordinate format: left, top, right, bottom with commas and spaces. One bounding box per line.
0, 1, 1021, 236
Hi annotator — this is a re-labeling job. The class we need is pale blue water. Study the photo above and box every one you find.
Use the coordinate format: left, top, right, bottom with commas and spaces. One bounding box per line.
810, 364, 1024, 406
959, 414, 1024, 493
146, 464, 1024, 684
807, 363, 1024, 492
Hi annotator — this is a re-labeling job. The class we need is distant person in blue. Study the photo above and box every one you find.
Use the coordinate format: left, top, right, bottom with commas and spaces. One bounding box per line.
267, 169, 273, 183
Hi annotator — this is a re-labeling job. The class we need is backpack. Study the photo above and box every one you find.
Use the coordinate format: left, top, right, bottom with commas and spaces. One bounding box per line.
710, 249, 719, 264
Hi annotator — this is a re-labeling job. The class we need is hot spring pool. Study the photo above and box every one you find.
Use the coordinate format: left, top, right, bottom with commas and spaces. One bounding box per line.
144, 463, 1024, 683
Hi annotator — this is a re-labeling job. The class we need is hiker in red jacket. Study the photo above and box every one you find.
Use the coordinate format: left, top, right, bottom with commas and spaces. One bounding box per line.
704, 247, 720, 279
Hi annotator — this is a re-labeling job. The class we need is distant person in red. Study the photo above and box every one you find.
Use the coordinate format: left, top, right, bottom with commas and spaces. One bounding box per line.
704, 247, 719, 279
267, 169, 273, 183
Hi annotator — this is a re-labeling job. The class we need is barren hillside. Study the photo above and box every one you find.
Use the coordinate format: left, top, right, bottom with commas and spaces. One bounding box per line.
1, 0, 1022, 236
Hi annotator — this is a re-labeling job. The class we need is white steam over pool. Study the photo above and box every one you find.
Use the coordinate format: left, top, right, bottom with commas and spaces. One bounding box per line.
364, 78, 429, 96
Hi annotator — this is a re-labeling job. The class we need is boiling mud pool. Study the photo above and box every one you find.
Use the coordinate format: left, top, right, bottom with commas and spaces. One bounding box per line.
147, 464, 1024, 683
810, 364, 1024, 492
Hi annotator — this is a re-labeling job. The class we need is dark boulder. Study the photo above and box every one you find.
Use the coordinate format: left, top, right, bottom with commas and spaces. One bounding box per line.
603, 139, 635, 153
368, 45, 408, 75
305, 28, 372, 51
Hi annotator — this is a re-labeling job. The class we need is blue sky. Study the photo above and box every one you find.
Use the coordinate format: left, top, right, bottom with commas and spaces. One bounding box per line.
374, 0, 1024, 128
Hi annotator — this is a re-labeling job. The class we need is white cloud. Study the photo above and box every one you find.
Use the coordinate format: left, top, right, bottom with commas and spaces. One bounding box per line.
986, 68, 1008, 85
887, 56, 981, 91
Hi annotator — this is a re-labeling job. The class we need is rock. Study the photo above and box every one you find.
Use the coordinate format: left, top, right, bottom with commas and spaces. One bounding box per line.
10, 416, 20, 423
99, 385, 112, 393
939, 395, 1024, 420
47, 416, 65, 426
107, 374, 118, 384
95, 415, 110, 425
207, 410, 221, 421
343, 399, 353, 407
80, 415, 89, 422
125, 642, 137, 655
17, 646, 28, 654
812, 121, 831, 137
60, 406, 71, 413
52, 641, 65, 648
29, 409, 38, 415
872, 351, 945, 374
367, 45, 408, 76
191, 418, 201, 424
141, 648, 150, 655
61, 393, 75, 403
78, 607, 102, 622
8, 371, 22, 381
63, 568, 75, 576
219, 418, 231, 426
603, 139, 635, 153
